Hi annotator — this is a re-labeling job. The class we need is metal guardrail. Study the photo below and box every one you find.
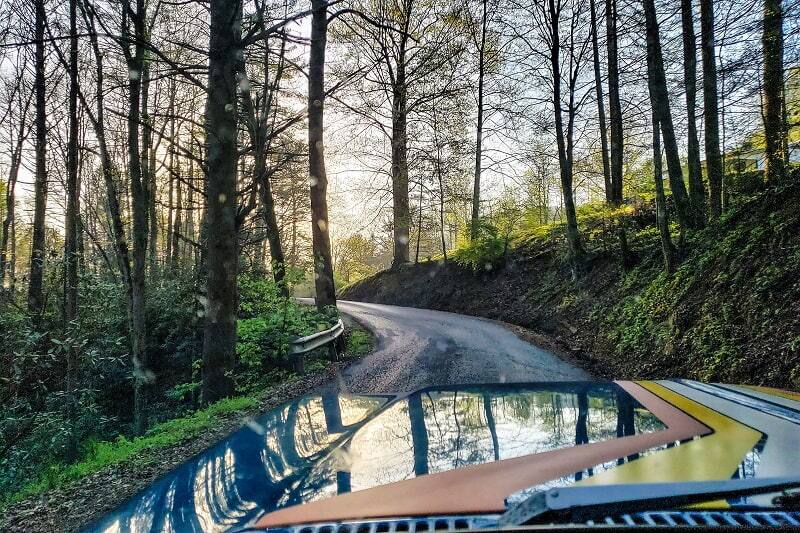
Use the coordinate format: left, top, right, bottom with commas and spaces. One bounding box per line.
289, 318, 345, 373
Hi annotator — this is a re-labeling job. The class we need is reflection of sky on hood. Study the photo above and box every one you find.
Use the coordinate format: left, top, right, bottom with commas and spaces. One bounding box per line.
88, 384, 663, 532
300, 384, 664, 498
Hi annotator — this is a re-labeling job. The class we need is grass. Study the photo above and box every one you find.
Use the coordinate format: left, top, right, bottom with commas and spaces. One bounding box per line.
1, 395, 260, 508
344, 326, 374, 358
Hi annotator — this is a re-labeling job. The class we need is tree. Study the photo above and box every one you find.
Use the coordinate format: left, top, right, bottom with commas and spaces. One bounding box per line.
335, 234, 378, 284
762, 0, 785, 183
642, 0, 696, 232
0, 65, 31, 289
387, 4, 412, 268
589, 0, 611, 203
593, 0, 630, 267
333, 0, 465, 267
471, 0, 489, 238
605, 0, 623, 204
202, 0, 243, 404
651, 113, 674, 272
123, 0, 153, 434
681, 0, 707, 225
240, 27, 296, 296
64, 0, 80, 401
539, 0, 589, 269
27, 0, 48, 316
700, 0, 723, 217
308, 0, 336, 309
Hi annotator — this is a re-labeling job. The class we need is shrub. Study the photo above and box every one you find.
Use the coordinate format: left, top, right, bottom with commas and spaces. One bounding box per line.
235, 274, 337, 390
452, 221, 508, 273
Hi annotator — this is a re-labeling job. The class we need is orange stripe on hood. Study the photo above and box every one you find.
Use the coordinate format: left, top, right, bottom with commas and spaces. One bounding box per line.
255, 381, 709, 528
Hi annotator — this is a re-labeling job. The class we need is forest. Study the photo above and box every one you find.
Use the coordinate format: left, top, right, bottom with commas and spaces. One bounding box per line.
0, 0, 798, 523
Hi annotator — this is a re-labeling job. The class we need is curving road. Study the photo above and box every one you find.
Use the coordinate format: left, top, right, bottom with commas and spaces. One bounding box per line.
319, 300, 591, 394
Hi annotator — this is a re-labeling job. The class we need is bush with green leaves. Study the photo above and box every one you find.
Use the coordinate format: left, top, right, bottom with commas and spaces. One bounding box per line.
0, 263, 346, 507
236, 274, 337, 389
452, 220, 508, 273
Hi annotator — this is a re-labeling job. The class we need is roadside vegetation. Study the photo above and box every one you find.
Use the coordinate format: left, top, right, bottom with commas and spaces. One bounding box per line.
0, 271, 372, 511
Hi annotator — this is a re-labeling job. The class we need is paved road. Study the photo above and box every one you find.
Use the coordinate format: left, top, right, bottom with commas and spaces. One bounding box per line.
318, 300, 591, 394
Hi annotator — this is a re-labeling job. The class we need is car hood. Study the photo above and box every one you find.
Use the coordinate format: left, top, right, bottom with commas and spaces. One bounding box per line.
84, 381, 800, 532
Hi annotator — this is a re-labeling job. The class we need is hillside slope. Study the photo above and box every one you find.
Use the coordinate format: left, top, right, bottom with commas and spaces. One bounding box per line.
341, 185, 800, 389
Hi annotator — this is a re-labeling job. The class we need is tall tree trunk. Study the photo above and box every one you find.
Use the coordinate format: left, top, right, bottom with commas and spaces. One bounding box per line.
142, 61, 156, 273
258, 168, 287, 295
590, 0, 611, 202
81, 0, 133, 298
186, 155, 197, 268
652, 113, 674, 272
308, 0, 337, 309
172, 157, 183, 269
166, 88, 176, 267
391, 59, 410, 267
202, 0, 242, 403
434, 112, 448, 262
414, 187, 423, 264
681, 0, 707, 225
595, 0, 630, 267
0, 112, 27, 287
65, 0, 80, 400
762, 0, 785, 183
605, 0, 623, 204
127, 0, 150, 434
700, 0, 723, 217
9, 215, 15, 289
643, 0, 695, 231
166, 168, 174, 263
1, 165, 17, 288
549, 0, 582, 269
471, 0, 487, 238
28, 0, 48, 316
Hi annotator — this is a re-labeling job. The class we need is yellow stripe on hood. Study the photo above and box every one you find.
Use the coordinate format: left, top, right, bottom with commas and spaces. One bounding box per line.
575, 381, 762, 508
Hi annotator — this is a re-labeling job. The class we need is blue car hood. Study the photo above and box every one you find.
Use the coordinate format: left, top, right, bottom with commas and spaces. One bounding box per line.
86, 381, 800, 531
84, 382, 667, 532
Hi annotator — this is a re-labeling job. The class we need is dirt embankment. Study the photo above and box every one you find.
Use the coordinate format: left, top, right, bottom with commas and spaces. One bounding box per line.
341, 188, 800, 390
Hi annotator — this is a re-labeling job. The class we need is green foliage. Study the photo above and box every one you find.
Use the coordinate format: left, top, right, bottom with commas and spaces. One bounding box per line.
515, 200, 639, 252
0, 271, 366, 510
452, 220, 507, 272
335, 234, 380, 285
235, 274, 337, 389
597, 187, 800, 387
238, 275, 285, 318
165, 382, 199, 402
0, 270, 352, 508
1, 395, 259, 509
344, 327, 373, 358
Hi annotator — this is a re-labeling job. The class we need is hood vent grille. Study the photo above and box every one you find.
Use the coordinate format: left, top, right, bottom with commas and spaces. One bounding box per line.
260, 515, 499, 533
594, 510, 800, 527
256, 510, 800, 531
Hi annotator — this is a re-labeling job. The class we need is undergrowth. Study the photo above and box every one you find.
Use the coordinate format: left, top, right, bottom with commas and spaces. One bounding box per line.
1, 395, 260, 508
0, 271, 376, 511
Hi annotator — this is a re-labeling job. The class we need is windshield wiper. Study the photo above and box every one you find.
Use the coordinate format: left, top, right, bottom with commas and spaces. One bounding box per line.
500, 476, 800, 526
